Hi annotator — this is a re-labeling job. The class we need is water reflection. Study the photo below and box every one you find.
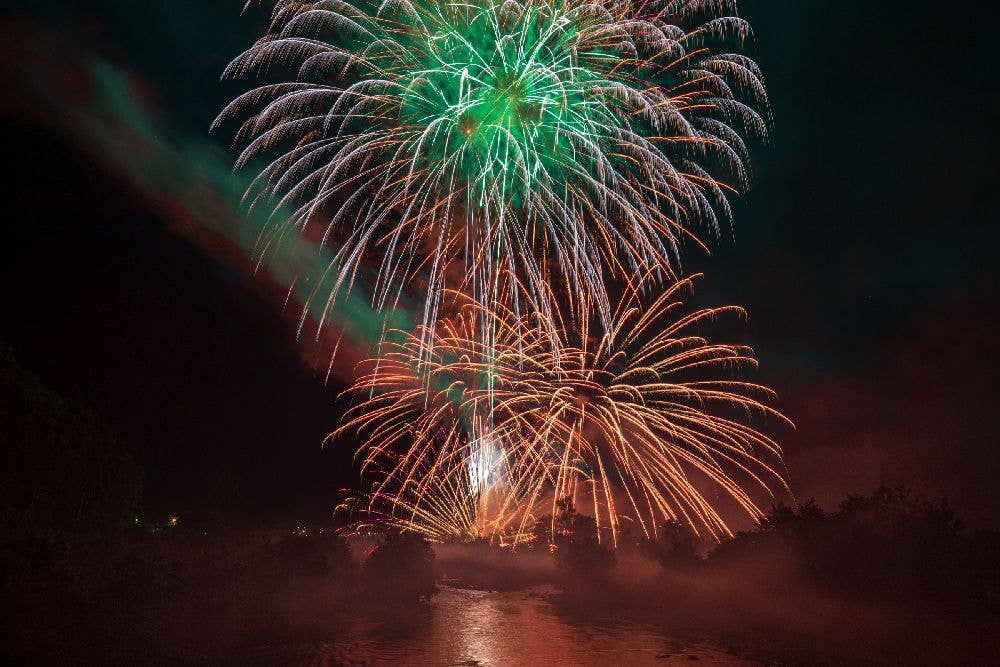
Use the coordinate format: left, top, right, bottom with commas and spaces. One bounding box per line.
284, 586, 757, 666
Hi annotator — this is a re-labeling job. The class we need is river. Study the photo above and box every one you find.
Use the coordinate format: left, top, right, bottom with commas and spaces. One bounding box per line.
249, 585, 758, 666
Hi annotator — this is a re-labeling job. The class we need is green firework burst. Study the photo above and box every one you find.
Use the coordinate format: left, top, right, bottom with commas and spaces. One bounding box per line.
217, 0, 768, 347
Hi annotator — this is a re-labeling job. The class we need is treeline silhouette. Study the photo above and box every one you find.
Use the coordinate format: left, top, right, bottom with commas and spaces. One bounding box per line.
0, 345, 141, 541
706, 488, 998, 608
3, 346, 999, 662
538, 488, 998, 610
528, 492, 1000, 663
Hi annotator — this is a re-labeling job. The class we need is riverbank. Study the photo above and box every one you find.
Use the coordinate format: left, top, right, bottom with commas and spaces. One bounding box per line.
3, 514, 998, 665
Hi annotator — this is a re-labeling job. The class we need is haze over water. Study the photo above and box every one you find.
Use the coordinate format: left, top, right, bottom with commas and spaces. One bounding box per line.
256, 585, 753, 666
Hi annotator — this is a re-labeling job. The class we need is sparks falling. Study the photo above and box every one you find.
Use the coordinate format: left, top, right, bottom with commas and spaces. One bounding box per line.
216, 0, 768, 350
336, 276, 790, 544
219, 0, 781, 544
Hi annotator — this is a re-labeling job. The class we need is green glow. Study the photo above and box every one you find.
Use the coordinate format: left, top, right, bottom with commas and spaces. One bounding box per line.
60, 60, 411, 350
338, 0, 621, 209
220, 0, 767, 368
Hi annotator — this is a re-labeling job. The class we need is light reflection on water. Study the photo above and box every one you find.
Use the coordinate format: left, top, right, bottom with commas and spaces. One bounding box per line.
258, 586, 757, 666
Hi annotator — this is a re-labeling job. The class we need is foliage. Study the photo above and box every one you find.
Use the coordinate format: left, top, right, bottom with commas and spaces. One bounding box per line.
545, 497, 616, 578
708, 486, 995, 605
0, 345, 142, 538
364, 529, 439, 600
645, 520, 700, 569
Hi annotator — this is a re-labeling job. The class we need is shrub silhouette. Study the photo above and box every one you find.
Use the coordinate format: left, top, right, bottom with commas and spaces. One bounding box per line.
647, 520, 700, 569
0, 345, 142, 538
364, 529, 438, 600
542, 498, 616, 582
707, 486, 995, 606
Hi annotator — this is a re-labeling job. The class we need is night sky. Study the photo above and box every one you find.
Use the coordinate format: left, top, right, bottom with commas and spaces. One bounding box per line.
2, 1, 998, 526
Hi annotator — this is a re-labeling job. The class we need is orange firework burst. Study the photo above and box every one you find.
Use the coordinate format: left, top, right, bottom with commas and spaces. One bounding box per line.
332, 300, 549, 544
335, 275, 791, 545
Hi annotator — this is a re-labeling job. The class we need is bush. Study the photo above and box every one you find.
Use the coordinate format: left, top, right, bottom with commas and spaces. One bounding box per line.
646, 520, 700, 569
543, 498, 616, 582
0, 346, 142, 537
364, 530, 437, 601
272, 529, 355, 578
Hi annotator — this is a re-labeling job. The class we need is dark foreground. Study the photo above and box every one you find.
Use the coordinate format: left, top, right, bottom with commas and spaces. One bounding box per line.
3, 499, 999, 666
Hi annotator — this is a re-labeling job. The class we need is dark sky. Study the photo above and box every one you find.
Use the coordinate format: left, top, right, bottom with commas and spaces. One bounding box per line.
2, 1, 998, 526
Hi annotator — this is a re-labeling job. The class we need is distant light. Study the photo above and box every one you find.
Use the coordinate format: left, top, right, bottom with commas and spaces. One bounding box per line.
168, 516, 179, 527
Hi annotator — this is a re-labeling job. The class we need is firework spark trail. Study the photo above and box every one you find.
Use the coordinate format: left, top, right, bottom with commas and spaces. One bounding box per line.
337, 276, 791, 544
496, 273, 793, 543
213, 0, 782, 541
217, 0, 769, 356
334, 295, 549, 543
4, 13, 788, 543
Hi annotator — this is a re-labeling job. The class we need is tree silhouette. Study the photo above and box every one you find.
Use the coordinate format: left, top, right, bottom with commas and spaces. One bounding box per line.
0, 345, 142, 537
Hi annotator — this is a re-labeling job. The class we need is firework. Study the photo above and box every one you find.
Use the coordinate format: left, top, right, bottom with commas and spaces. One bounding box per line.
337, 276, 790, 544
333, 296, 549, 543
495, 274, 792, 543
216, 0, 768, 350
